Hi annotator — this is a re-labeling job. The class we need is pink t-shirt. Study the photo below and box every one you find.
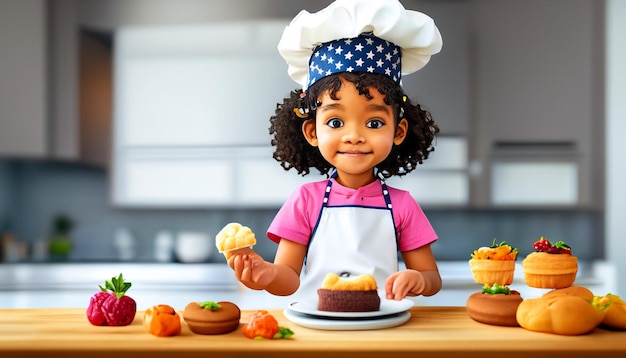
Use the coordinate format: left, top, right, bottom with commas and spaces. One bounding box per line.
267, 178, 438, 252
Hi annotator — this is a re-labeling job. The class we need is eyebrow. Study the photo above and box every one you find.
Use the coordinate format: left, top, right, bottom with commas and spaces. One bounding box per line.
318, 102, 391, 114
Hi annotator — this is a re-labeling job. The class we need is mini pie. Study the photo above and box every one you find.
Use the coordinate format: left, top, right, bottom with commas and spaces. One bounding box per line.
469, 239, 518, 286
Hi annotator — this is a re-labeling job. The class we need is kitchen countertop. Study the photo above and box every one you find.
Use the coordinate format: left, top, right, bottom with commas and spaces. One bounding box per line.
0, 261, 617, 309
0, 307, 625, 358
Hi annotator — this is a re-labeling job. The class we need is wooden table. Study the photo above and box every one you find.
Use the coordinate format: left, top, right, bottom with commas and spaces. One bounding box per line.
1, 307, 625, 358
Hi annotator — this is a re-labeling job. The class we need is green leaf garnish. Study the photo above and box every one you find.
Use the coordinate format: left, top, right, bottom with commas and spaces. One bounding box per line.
99, 273, 132, 299
481, 283, 511, 295
200, 301, 221, 310
554, 240, 571, 249
489, 238, 511, 248
274, 327, 295, 339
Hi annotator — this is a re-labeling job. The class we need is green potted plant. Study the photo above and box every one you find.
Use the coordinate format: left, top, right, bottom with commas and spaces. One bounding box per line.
49, 215, 74, 260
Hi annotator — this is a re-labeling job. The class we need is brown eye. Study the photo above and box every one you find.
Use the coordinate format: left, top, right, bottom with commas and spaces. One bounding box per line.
366, 119, 385, 129
326, 118, 344, 128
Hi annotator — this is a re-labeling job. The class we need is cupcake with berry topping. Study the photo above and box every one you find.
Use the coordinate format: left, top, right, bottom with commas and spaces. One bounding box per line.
469, 239, 518, 286
522, 236, 578, 289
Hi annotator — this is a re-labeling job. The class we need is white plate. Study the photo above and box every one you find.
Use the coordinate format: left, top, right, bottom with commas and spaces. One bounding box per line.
283, 309, 411, 331
287, 298, 413, 318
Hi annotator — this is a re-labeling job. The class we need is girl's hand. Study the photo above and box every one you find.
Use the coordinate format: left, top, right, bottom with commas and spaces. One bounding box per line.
227, 250, 277, 290
384, 270, 426, 300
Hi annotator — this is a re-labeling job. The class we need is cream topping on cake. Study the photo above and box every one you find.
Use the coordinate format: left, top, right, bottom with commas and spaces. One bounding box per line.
320, 273, 377, 291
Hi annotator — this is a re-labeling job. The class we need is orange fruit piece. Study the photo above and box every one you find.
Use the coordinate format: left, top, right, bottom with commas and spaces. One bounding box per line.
143, 304, 182, 337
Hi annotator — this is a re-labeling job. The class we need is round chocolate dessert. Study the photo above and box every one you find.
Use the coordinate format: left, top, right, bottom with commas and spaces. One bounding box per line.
466, 288, 523, 327
317, 289, 381, 312
183, 301, 240, 335
316, 273, 381, 312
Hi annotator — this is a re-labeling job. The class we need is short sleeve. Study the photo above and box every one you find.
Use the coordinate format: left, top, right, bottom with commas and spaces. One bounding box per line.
266, 182, 324, 245
391, 189, 438, 252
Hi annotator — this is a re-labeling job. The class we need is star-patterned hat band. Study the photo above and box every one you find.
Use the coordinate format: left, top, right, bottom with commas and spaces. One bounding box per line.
307, 33, 402, 89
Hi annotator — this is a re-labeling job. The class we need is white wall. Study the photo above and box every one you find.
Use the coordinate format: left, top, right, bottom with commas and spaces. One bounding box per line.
606, 0, 626, 297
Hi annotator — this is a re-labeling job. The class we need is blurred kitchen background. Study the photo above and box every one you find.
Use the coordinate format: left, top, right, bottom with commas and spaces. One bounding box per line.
1, 0, 624, 307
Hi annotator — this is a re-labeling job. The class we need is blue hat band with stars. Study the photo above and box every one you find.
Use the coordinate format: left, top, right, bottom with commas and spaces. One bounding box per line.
307, 33, 402, 89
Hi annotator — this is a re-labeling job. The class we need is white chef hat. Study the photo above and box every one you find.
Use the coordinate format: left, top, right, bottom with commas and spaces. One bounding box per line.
277, 0, 443, 90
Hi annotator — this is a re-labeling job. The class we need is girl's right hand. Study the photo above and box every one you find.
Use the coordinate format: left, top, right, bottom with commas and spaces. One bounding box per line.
227, 250, 277, 289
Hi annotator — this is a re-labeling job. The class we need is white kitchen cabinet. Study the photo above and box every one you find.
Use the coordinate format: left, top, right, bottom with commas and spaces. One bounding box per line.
112, 21, 320, 207
114, 21, 293, 148
0, 0, 47, 157
386, 137, 470, 206
113, 146, 322, 207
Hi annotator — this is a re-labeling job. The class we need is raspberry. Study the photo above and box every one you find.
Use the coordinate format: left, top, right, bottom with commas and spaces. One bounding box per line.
102, 294, 137, 326
86, 273, 137, 327
86, 291, 113, 326
532, 237, 552, 252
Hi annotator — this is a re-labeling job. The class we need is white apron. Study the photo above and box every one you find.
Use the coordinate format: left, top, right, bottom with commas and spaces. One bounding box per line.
295, 173, 399, 302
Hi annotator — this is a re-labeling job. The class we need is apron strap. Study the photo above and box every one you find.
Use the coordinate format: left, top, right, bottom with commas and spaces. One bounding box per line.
377, 171, 393, 209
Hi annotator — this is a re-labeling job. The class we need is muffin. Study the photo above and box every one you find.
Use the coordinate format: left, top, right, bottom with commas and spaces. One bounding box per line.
469, 239, 518, 286
215, 222, 257, 259
317, 273, 381, 312
466, 284, 523, 327
522, 237, 578, 289
183, 301, 241, 335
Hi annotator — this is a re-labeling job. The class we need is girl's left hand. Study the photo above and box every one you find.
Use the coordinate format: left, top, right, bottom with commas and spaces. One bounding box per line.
384, 270, 426, 300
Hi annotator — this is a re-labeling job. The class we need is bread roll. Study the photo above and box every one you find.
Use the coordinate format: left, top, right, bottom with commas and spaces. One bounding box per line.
543, 286, 594, 302
516, 293, 604, 335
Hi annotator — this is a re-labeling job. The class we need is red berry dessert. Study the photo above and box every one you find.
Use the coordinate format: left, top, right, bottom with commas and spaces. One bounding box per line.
86, 273, 137, 326
522, 237, 578, 289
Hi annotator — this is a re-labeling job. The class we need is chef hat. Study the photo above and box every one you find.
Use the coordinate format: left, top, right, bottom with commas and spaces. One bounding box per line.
277, 0, 443, 90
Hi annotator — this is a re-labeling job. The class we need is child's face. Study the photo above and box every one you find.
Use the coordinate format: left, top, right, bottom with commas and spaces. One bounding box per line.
302, 78, 407, 187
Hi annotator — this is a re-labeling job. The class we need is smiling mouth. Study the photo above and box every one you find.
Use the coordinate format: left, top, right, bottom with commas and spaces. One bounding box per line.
338, 151, 372, 156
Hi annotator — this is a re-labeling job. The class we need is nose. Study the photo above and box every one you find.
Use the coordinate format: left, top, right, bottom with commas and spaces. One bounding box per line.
341, 123, 365, 144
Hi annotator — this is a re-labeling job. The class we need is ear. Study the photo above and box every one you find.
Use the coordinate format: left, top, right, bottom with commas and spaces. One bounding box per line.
302, 119, 318, 147
393, 118, 408, 145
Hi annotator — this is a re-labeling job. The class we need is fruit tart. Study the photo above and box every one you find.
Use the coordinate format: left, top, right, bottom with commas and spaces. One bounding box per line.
469, 239, 518, 286
522, 236, 578, 289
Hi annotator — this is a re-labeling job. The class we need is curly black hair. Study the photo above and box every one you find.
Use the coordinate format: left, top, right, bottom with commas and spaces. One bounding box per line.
269, 72, 439, 179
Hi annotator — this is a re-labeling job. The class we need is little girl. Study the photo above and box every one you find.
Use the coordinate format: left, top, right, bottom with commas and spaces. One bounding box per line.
228, 0, 443, 302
